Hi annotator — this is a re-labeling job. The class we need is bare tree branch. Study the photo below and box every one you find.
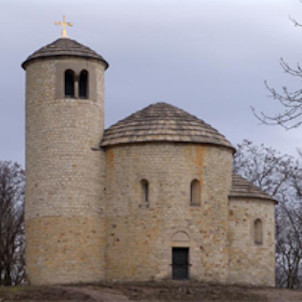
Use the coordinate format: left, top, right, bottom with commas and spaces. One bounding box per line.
252, 11, 302, 129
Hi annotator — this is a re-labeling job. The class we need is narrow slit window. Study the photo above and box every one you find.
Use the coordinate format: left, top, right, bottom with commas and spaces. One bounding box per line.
190, 179, 201, 206
79, 70, 88, 98
65, 69, 75, 97
140, 179, 149, 203
254, 219, 263, 245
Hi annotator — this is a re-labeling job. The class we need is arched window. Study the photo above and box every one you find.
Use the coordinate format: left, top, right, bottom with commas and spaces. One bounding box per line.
254, 219, 263, 245
65, 69, 75, 97
190, 179, 201, 206
140, 179, 149, 204
79, 70, 88, 98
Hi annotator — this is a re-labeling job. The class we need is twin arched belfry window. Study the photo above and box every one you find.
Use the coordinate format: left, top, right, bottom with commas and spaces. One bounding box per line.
79, 70, 88, 98
65, 70, 75, 97
64, 69, 88, 98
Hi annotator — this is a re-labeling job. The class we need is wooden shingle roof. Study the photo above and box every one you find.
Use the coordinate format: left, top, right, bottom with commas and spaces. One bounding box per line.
230, 173, 276, 202
101, 102, 235, 150
22, 38, 109, 69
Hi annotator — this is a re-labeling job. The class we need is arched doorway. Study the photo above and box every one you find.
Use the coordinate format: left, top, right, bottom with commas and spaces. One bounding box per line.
171, 231, 190, 280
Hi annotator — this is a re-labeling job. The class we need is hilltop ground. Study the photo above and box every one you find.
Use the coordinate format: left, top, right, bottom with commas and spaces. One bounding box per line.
1, 282, 302, 302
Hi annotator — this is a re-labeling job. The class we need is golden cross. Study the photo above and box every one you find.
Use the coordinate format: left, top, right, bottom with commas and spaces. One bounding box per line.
55, 15, 73, 38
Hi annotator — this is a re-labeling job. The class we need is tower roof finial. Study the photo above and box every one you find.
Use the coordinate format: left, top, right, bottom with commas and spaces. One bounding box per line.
55, 15, 73, 38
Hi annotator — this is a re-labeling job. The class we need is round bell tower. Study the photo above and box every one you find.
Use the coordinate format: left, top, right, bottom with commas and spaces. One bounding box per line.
22, 34, 108, 284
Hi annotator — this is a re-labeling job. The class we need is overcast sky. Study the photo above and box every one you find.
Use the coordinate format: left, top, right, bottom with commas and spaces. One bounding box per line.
2, 0, 302, 166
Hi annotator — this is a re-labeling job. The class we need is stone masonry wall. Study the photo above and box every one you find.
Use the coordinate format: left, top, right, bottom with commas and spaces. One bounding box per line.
228, 198, 275, 286
25, 57, 106, 285
104, 142, 233, 282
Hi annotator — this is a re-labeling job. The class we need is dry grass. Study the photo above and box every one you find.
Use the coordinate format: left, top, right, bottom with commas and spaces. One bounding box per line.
0, 282, 302, 302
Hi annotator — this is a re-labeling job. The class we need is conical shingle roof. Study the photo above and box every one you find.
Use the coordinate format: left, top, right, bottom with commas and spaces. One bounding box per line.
230, 173, 276, 202
101, 102, 234, 150
22, 38, 109, 69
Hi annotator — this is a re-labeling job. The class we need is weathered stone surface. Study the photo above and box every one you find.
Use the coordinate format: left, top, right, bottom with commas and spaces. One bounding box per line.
228, 198, 275, 286
24, 56, 106, 284
104, 143, 233, 282
26, 216, 105, 285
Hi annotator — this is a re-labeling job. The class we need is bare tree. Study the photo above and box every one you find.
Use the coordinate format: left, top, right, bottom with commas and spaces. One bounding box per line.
275, 200, 302, 289
234, 140, 302, 288
278, 163, 302, 289
0, 161, 25, 285
233, 140, 296, 198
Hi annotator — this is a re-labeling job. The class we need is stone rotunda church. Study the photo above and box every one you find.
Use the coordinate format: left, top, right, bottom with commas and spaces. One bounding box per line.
22, 32, 276, 286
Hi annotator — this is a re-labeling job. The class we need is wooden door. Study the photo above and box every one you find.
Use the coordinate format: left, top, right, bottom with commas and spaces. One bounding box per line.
172, 247, 189, 280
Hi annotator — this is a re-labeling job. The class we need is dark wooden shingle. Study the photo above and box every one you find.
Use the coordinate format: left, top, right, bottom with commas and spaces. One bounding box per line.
230, 173, 276, 202
101, 102, 235, 150
22, 38, 108, 69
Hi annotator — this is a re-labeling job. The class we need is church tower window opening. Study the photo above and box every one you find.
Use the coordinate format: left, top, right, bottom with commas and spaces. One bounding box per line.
79, 70, 88, 98
65, 69, 75, 97
190, 179, 201, 206
140, 179, 149, 204
254, 219, 263, 245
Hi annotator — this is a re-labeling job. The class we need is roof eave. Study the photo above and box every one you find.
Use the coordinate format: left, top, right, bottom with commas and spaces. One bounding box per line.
228, 194, 278, 204
21, 54, 109, 70
100, 139, 236, 152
